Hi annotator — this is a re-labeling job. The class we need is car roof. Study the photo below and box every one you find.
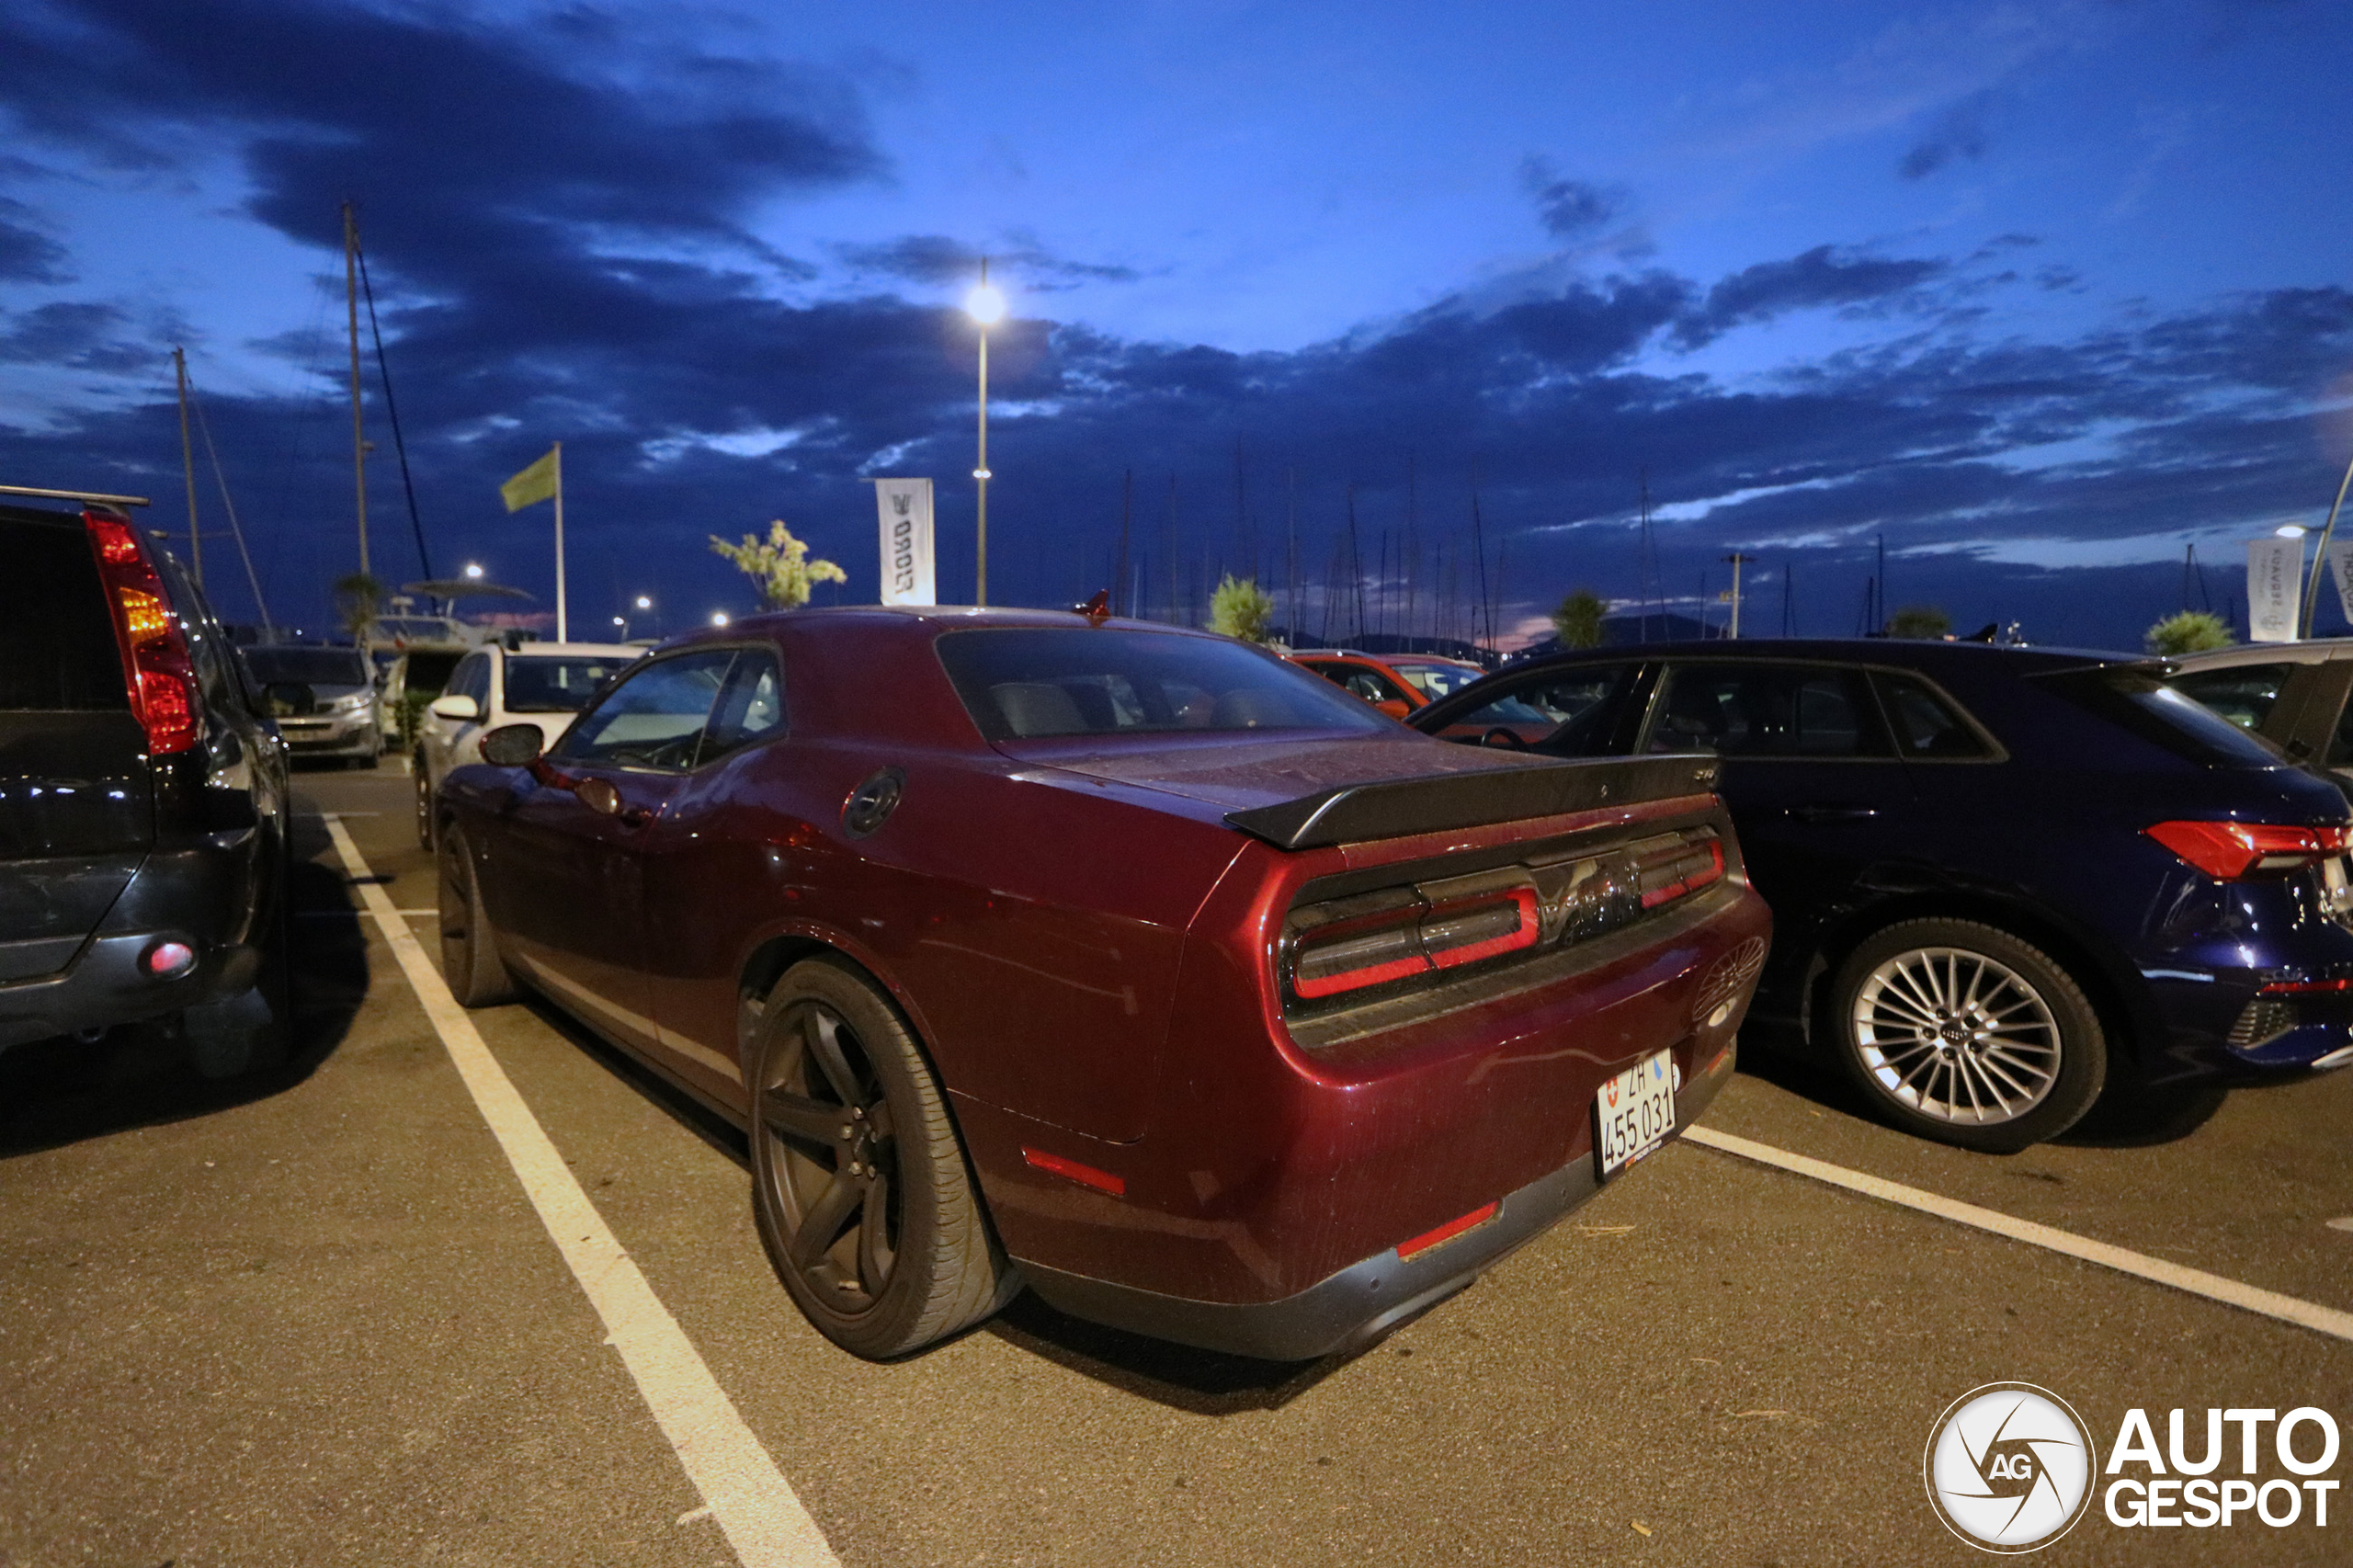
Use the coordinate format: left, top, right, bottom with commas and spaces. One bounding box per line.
1493, 637, 2147, 677
501, 641, 644, 658
2164, 640, 2353, 671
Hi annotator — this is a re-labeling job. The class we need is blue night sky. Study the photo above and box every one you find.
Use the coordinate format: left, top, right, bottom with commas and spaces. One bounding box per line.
2, 0, 2349, 649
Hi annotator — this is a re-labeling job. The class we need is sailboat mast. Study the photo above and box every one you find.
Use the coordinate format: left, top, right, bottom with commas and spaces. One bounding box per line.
1470, 472, 1493, 653
172, 347, 202, 590
342, 200, 369, 578
1115, 470, 1133, 618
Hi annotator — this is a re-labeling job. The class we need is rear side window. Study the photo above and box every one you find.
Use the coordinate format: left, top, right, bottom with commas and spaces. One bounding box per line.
938, 629, 1390, 740
2039, 667, 2283, 767
0, 513, 127, 710
1647, 664, 1890, 758
1874, 672, 1994, 760
2166, 664, 2292, 733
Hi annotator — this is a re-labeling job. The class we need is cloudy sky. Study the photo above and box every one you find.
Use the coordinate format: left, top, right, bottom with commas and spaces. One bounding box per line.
2, 0, 2348, 649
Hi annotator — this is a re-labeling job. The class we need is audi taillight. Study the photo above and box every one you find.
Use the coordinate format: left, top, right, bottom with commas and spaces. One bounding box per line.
85, 510, 199, 755
2145, 820, 2351, 881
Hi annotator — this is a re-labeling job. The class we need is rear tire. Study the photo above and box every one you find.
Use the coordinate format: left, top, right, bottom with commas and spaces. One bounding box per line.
1828, 918, 2106, 1153
438, 825, 517, 1006
747, 958, 1013, 1358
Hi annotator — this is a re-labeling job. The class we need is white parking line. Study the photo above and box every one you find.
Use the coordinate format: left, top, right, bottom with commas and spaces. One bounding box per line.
1684, 1124, 2353, 1344
320, 814, 839, 1568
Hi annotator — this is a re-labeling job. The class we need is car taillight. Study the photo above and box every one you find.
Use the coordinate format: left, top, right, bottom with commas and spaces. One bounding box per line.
2145, 820, 2352, 881
85, 510, 199, 755
1289, 876, 1541, 1001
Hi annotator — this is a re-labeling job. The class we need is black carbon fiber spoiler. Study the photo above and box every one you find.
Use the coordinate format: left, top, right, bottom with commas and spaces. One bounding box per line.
1223, 754, 1722, 850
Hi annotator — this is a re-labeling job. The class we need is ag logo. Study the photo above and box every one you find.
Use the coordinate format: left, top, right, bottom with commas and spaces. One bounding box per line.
1924, 1383, 2093, 1553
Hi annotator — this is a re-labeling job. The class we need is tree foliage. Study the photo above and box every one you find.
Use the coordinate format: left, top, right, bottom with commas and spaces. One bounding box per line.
2145, 610, 2235, 655
708, 520, 847, 609
332, 572, 386, 639
1210, 574, 1276, 643
1552, 586, 1608, 649
1884, 603, 1952, 640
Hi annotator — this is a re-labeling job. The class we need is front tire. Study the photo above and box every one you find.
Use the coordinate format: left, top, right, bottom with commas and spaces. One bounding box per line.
1828, 918, 2106, 1153
747, 958, 1012, 1358
438, 825, 517, 1006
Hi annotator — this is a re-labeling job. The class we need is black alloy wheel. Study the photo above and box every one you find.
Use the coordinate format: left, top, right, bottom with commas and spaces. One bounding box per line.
748, 959, 1011, 1358
1828, 917, 2107, 1153
438, 825, 517, 1006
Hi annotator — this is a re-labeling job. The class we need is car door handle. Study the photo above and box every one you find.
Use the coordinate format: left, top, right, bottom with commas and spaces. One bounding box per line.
1787, 804, 1879, 823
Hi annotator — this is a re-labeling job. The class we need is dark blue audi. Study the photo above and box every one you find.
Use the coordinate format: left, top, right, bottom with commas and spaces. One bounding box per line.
1409, 639, 2353, 1151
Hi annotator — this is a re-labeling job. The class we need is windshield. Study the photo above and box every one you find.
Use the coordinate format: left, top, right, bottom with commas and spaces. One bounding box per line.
2040, 667, 2284, 767
505, 653, 638, 712
244, 647, 370, 688
1388, 661, 1484, 699
938, 629, 1393, 740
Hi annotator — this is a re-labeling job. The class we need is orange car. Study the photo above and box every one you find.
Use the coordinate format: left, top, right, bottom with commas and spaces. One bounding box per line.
1285, 650, 1488, 720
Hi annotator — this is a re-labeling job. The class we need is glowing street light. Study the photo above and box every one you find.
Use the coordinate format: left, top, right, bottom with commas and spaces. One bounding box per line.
710, 611, 730, 627
462, 561, 484, 580
965, 261, 1007, 607
634, 594, 653, 609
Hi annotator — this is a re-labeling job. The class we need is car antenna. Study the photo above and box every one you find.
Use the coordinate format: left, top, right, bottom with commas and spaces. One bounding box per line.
1073, 590, 1111, 626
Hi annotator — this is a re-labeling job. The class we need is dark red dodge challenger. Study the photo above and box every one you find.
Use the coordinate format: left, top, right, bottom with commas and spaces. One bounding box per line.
434, 608, 1769, 1360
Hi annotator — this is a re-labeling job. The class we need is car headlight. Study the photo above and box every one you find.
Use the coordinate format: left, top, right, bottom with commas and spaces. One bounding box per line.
327, 692, 371, 714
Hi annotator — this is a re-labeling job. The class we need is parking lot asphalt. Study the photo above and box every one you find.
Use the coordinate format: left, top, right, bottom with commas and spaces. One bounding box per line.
6, 762, 2352, 1566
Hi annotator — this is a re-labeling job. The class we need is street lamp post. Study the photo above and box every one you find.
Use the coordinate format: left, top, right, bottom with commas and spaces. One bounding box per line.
965, 262, 1006, 608
1722, 552, 1756, 638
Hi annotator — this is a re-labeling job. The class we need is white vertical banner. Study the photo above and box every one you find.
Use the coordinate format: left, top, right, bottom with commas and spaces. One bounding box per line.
870, 479, 936, 607
2246, 536, 2303, 643
2328, 538, 2353, 627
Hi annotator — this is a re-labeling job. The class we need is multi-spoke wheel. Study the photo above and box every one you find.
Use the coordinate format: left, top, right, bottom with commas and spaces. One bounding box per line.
1829, 918, 2106, 1153
748, 958, 1012, 1358
438, 824, 517, 1006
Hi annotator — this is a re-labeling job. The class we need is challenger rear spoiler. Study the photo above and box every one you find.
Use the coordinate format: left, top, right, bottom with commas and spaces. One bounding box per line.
1223, 754, 1722, 850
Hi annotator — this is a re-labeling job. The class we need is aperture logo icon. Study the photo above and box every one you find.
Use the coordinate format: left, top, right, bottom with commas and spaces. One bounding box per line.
1926, 1383, 2095, 1552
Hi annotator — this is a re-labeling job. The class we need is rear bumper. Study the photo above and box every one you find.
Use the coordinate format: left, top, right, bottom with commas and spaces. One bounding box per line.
0, 832, 273, 1051
1020, 1041, 1738, 1360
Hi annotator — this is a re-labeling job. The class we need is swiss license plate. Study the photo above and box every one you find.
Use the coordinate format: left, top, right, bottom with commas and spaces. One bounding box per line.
1596, 1049, 1677, 1178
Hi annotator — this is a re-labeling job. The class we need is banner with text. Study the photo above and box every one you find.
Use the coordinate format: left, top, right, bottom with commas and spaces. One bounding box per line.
2328, 538, 2353, 627
2247, 536, 2303, 642
872, 478, 936, 607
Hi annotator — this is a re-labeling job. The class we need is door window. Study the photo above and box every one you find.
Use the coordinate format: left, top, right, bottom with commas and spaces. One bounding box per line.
698, 652, 787, 765
1874, 672, 1994, 759
1452, 665, 1644, 756
1338, 665, 1410, 705
1646, 664, 1891, 758
2166, 664, 2292, 733
449, 653, 491, 706
552, 650, 734, 770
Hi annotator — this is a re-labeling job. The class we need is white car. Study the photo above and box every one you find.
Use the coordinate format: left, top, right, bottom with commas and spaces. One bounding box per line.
413, 641, 644, 846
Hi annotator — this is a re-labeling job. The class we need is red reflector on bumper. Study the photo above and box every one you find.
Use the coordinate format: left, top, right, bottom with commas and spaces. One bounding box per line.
2258, 978, 2353, 994
1020, 1146, 1125, 1196
1395, 1200, 1500, 1260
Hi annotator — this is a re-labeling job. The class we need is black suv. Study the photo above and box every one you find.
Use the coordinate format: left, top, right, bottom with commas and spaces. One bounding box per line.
0, 488, 291, 1075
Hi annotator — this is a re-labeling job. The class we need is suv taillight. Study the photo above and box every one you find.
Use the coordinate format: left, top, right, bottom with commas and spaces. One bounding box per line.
2145, 820, 2352, 881
85, 510, 199, 755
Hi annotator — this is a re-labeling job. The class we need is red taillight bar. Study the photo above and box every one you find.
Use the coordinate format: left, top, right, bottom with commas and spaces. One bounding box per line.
2145, 820, 2351, 881
1291, 884, 1542, 1000
84, 510, 199, 755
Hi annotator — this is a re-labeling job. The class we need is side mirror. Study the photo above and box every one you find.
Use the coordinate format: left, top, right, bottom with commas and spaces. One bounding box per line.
479, 723, 544, 767
1374, 698, 1413, 721
430, 693, 481, 722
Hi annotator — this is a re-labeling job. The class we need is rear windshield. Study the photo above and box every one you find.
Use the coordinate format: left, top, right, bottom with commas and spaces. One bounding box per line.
938, 629, 1392, 740
504, 653, 636, 712
1388, 661, 1484, 699
2039, 666, 2284, 767
0, 512, 127, 710
244, 647, 371, 688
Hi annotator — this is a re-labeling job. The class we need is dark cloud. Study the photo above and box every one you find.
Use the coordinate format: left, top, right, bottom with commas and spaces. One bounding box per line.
0, 199, 72, 282
0, 300, 155, 369
1518, 157, 1628, 239
833, 233, 1141, 290
1900, 93, 1994, 180
1673, 246, 1948, 347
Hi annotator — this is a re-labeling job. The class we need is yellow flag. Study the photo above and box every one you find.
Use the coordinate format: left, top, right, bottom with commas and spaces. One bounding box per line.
500, 445, 560, 512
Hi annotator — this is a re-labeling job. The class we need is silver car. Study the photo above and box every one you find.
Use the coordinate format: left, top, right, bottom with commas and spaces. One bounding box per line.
241, 644, 381, 767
